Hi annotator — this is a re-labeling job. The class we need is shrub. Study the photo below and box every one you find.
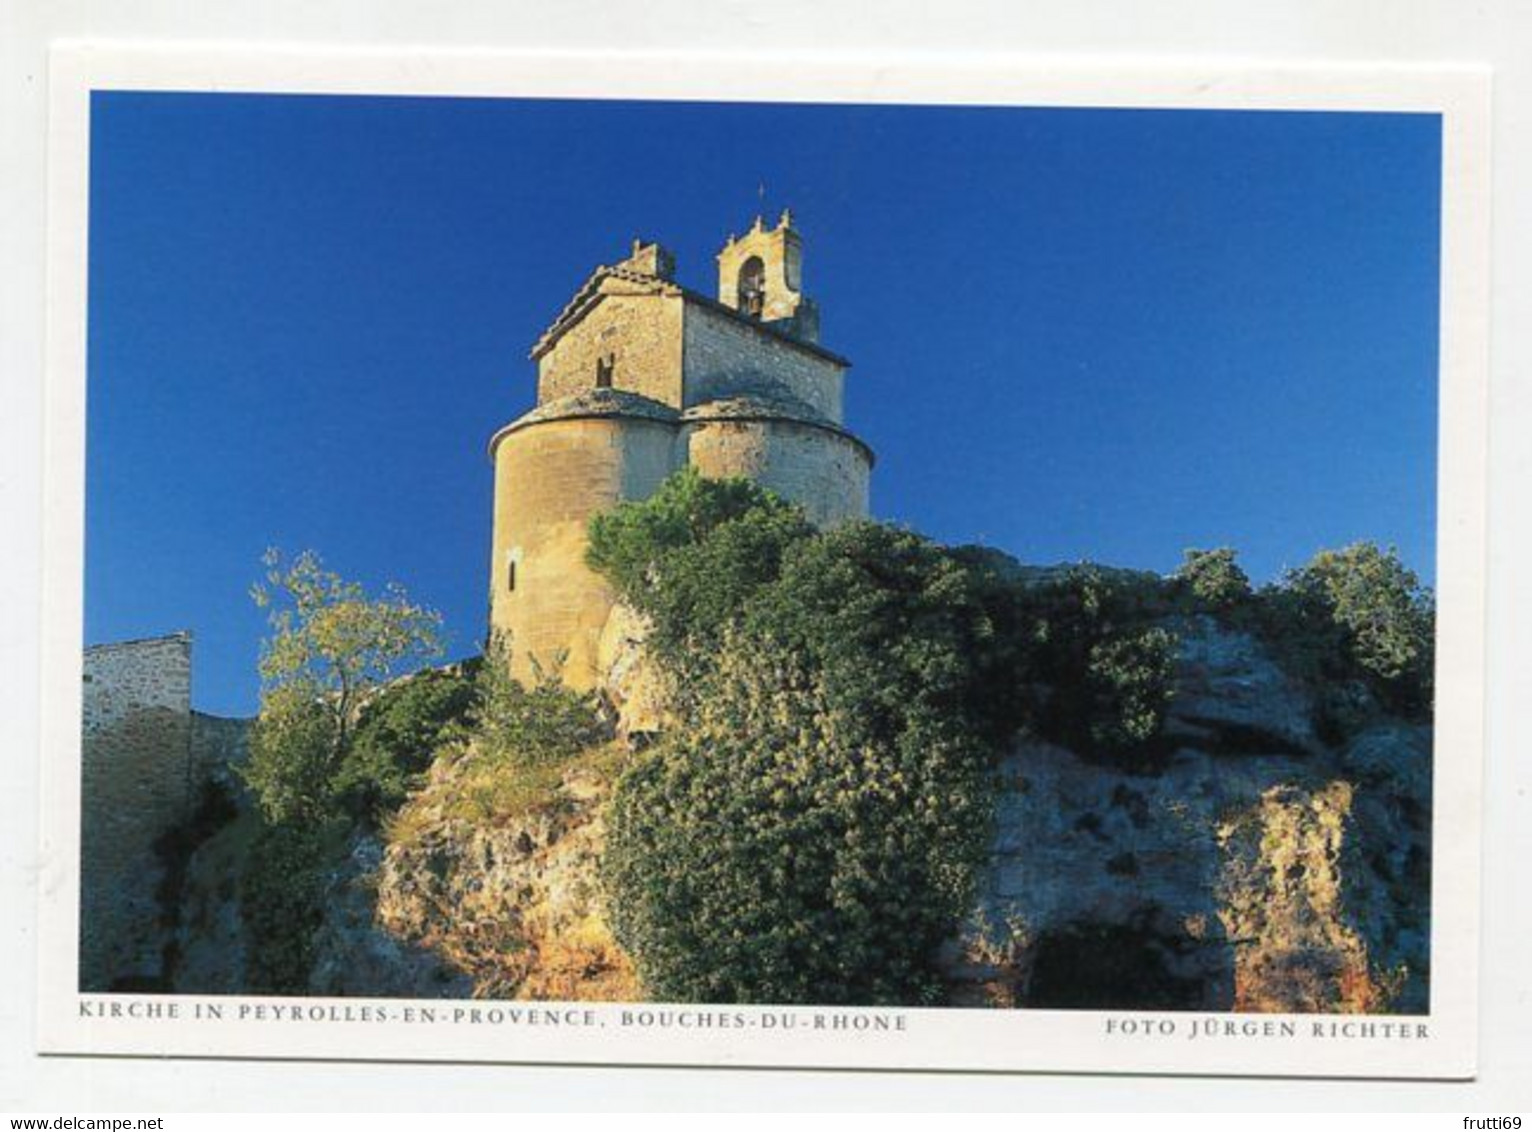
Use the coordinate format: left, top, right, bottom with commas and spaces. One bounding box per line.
587, 468, 812, 666
1288, 544, 1433, 692
1085, 628, 1177, 752
1018, 566, 1178, 757
243, 818, 342, 994
601, 519, 1002, 1005
605, 636, 992, 1005
1255, 542, 1434, 720
336, 668, 478, 823
476, 636, 606, 768
424, 636, 611, 824
1175, 547, 1252, 611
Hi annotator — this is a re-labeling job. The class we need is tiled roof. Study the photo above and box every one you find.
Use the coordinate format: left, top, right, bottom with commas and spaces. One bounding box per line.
683, 393, 876, 465
528, 264, 850, 367
680, 389, 834, 428
529, 266, 681, 360
486, 388, 680, 456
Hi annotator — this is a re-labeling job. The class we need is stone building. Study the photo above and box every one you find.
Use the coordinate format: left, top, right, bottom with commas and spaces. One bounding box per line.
79, 631, 249, 990
488, 212, 874, 689
79, 633, 195, 989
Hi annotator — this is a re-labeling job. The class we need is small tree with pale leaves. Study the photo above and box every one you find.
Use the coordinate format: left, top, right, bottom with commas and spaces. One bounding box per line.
241, 549, 443, 824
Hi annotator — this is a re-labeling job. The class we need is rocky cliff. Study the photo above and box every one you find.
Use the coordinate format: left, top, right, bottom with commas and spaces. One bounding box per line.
161, 609, 1429, 1010
345, 612, 1429, 1009
371, 748, 637, 1001
943, 614, 1430, 1012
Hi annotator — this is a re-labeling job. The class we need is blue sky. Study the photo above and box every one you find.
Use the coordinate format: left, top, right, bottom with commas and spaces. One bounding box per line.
85, 94, 1441, 716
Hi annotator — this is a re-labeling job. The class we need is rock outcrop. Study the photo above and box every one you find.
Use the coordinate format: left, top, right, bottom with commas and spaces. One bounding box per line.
595, 602, 670, 740
170, 812, 467, 997
372, 748, 638, 1001
307, 835, 474, 998
942, 618, 1430, 1012
161, 609, 1430, 1012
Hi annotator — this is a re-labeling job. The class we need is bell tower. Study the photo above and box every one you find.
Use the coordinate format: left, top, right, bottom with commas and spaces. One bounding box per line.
716, 209, 821, 343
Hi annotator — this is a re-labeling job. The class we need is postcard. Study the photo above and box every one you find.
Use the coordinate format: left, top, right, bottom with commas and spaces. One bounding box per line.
36, 42, 1490, 1077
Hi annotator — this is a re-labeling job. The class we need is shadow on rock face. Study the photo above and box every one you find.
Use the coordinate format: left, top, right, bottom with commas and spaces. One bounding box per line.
1022, 913, 1234, 1011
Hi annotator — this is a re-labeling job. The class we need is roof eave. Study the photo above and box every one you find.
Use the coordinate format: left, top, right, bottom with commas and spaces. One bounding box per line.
679, 289, 851, 368
527, 271, 852, 369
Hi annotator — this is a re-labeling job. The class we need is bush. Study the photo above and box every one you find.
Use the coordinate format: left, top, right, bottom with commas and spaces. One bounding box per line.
476, 636, 606, 768
243, 818, 341, 994
417, 636, 612, 825
606, 648, 992, 1005
243, 682, 336, 825
1017, 566, 1178, 757
1288, 544, 1433, 691
1175, 547, 1252, 611
1085, 629, 1177, 752
601, 518, 1002, 1005
1255, 542, 1434, 720
587, 468, 812, 666
336, 668, 478, 823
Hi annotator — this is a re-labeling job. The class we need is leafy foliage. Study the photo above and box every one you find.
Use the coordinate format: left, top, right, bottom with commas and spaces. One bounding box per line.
242, 683, 335, 826
586, 467, 811, 667
1175, 547, 1253, 611
603, 521, 999, 1005
476, 635, 607, 768
243, 818, 342, 995
1266, 542, 1434, 718
240, 549, 444, 824
412, 635, 612, 826
336, 667, 478, 823
1085, 629, 1178, 751
237, 551, 453, 992
1012, 566, 1178, 757
589, 474, 1200, 1002
1286, 544, 1434, 685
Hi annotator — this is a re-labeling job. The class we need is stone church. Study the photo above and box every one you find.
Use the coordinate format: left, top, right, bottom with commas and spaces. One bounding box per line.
487, 212, 874, 689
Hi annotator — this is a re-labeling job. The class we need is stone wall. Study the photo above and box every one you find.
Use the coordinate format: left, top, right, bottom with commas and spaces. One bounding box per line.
80, 633, 195, 990
537, 293, 684, 408
489, 415, 678, 689
496, 241, 869, 693
79, 633, 253, 990
682, 416, 870, 526
191, 710, 253, 803
682, 303, 846, 422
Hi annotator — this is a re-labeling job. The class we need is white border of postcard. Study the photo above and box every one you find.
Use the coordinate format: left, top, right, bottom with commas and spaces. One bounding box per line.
36, 41, 1491, 1078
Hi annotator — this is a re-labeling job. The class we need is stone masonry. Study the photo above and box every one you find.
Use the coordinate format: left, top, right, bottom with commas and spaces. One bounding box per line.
80, 632, 249, 990
488, 212, 874, 689
80, 633, 195, 989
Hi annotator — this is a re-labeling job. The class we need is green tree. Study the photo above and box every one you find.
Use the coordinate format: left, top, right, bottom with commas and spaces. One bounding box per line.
1175, 547, 1252, 611
586, 467, 789, 598
586, 467, 811, 667
241, 549, 444, 824
1282, 542, 1434, 714
336, 666, 478, 823
601, 518, 1002, 1005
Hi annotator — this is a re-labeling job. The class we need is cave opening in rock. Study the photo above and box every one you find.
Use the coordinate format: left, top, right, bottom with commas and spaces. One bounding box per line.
1024, 920, 1212, 1011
